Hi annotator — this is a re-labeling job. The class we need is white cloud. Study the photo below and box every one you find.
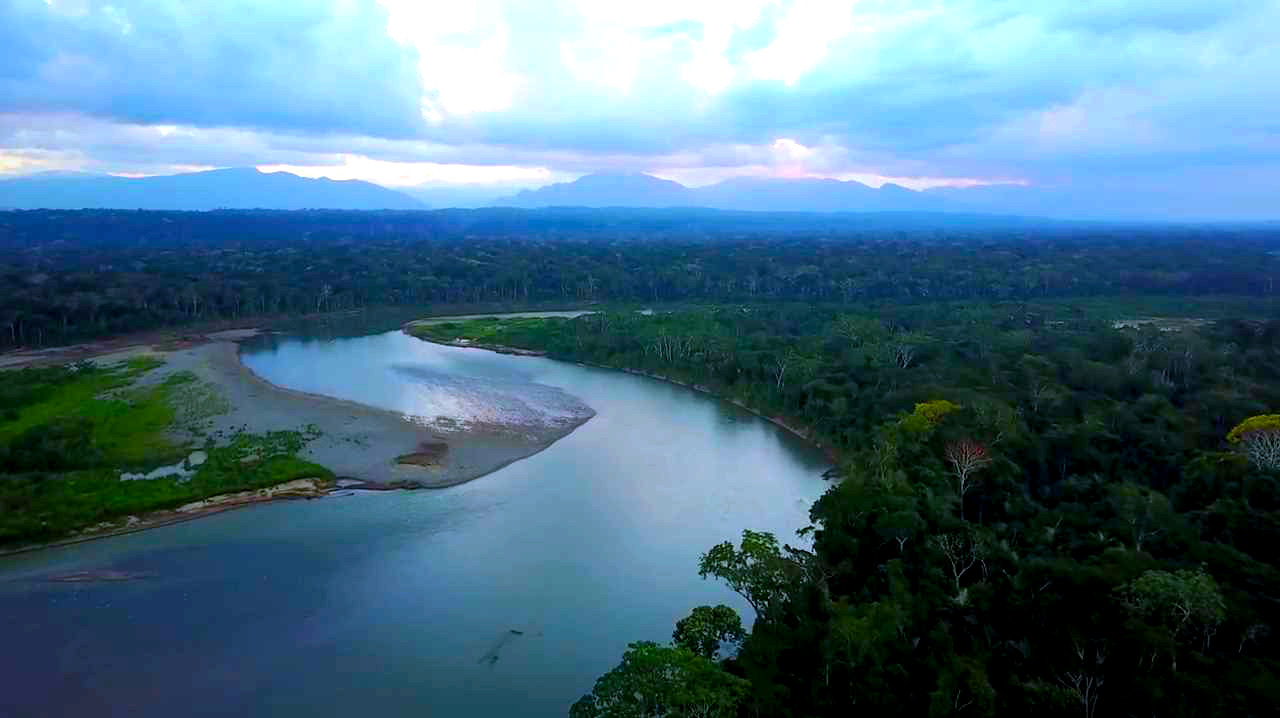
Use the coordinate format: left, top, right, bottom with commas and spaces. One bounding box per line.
258, 155, 554, 186
747, 0, 856, 85
562, 0, 778, 95
651, 135, 1005, 188
0, 148, 87, 175
378, 0, 519, 118
5, 0, 1279, 212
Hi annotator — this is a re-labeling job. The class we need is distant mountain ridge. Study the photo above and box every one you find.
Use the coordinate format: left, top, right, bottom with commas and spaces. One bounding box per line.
504, 173, 691, 208
3, 167, 1271, 220
493, 172, 1271, 221
497, 172, 973, 213
0, 167, 425, 210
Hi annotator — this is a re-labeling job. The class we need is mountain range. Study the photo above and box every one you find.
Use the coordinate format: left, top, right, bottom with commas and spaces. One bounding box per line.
0, 167, 1268, 221
497, 173, 946, 213
0, 167, 425, 210
496, 173, 1273, 221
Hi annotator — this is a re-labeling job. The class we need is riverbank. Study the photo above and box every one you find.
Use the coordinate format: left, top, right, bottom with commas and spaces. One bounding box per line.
403, 329, 840, 467
1, 322, 599, 554
414, 338, 547, 356
0, 478, 338, 557
18, 329, 594, 490
401, 312, 595, 356
613, 368, 839, 464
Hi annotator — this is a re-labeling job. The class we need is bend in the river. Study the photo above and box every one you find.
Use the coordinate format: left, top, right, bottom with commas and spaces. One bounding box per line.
0, 321, 831, 718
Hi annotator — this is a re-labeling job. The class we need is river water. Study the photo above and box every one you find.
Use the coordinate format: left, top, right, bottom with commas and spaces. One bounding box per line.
0, 329, 830, 718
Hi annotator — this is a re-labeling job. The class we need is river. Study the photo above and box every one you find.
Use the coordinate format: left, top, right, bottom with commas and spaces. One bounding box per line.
0, 328, 831, 717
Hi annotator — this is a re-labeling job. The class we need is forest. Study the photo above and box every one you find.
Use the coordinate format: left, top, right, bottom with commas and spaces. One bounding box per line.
1, 208, 1278, 349
4, 210, 1280, 715
418, 305, 1280, 717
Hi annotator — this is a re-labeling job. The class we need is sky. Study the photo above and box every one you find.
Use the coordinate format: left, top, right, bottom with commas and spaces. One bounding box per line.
1, 0, 1277, 214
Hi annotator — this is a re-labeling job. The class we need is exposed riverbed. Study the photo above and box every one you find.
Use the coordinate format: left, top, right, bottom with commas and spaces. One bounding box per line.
0, 328, 831, 717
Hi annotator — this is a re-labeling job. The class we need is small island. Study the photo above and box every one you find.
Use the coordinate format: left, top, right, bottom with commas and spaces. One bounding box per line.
0, 322, 595, 553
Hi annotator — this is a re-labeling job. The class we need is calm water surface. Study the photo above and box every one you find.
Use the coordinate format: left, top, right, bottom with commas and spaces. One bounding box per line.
0, 330, 830, 718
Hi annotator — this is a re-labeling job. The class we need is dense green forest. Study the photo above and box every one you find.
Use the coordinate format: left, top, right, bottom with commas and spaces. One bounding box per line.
1, 209, 1278, 348
418, 306, 1280, 717
5, 210, 1280, 713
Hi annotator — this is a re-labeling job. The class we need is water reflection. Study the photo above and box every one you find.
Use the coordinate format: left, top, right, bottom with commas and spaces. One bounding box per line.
242, 331, 593, 433
1, 329, 832, 718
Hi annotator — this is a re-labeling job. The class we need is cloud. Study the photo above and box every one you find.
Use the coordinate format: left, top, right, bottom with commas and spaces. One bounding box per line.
0, 0, 1277, 217
0, 0, 423, 136
258, 155, 556, 187
746, 0, 857, 85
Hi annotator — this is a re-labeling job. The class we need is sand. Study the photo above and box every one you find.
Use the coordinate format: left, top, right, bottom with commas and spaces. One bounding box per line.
146, 337, 591, 488
3, 325, 593, 490
0, 324, 596, 554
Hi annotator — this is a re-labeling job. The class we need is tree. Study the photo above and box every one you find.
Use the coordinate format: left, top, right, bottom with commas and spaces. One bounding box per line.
1118, 569, 1226, 672
945, 439, 991, 520
569, 642, 749, 718
672, 605, 745, 660
932, 531, 986, 605
698, 530, 806, 618
767, 348, 815, 393
899, 399, 960, 434
1226, 414, 1280, 471
1105, 483, 1172, 553
834, 315, 886, 346
891, 330, 931, 369
1056, 641, 1106, 718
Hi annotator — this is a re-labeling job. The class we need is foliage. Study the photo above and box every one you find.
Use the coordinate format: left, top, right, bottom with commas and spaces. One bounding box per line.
0, 358, 331, 546
3, 209, 1280, 350
900, 399, 961, 433
4, 211, 1280, 713
0, 455, 329, 544
1226, 414, 1280, 471
545, 304, 1280, 717
569, 641, 749, 718
0, 358, 182, 469
672, 605, 745, 660
0, 430, 331, 545
1226, 414, 1280, 444
698, 530, 811, 619
1119, 569, 1226, 631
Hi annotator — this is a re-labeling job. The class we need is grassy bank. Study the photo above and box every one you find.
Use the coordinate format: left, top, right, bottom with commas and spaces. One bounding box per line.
409, 316, 577, 352
407, 296, 1280, 462
0, 358, 331, 547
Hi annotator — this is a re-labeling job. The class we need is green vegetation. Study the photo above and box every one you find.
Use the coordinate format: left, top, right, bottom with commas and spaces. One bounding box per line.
3, 208, 1279, 350
4, 210, 1280, 712
413, 316, 560, 348
0, 357, 179, 467
570, 640, 750, 718
415, 304, 1280, 717
0, 360, 330, 547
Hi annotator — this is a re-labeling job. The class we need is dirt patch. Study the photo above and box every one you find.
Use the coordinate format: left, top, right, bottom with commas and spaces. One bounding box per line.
0, 323, 265, 370
397, 441, 449, 468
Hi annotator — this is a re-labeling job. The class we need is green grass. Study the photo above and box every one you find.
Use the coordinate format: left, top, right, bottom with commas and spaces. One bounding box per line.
0, 360, 155, 442
0, 449, 332, 546
0, 429, 332, 546
413, 316, 561, 343
411, 316, 568, 350
0, 358, 336, 548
